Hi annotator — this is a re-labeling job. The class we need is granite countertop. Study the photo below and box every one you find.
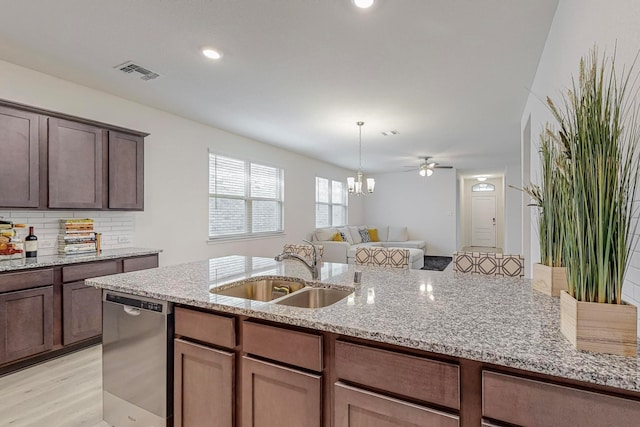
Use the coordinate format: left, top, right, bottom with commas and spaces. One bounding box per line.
0, 247, 161, 272
86, 255, 640, 393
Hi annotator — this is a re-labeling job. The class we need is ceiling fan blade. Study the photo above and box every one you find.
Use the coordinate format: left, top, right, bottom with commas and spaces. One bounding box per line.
434, 165, 453, 169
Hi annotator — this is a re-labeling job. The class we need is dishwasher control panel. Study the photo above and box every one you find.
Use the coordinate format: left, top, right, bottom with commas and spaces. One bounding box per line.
105, 293, 165, 313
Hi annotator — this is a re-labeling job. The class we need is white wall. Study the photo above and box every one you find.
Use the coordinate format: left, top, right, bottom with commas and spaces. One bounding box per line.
504, 162, 523, 256
0, 59, 364, 266
362, 169, 456, 256
522, 0, 640, 325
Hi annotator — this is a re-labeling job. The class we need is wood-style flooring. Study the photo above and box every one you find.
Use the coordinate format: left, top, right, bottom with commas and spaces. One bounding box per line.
0, 345, 106, 427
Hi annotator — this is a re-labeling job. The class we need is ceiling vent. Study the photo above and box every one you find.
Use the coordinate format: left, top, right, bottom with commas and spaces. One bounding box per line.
114, 61, 160, 81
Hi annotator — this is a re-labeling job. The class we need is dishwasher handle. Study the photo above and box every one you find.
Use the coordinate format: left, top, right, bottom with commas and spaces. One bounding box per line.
123, 306, 141, 316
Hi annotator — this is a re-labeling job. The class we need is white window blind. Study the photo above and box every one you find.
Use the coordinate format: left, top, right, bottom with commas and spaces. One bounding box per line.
209, 153, 284, 239
315, 177, 347, 228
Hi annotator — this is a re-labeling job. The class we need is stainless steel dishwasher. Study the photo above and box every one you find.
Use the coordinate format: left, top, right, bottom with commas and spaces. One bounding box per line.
102, 290, 174, 427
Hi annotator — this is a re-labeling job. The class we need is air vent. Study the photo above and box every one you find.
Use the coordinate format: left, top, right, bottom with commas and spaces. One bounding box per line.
381, 130, 400, 136
114, 61, 160, 81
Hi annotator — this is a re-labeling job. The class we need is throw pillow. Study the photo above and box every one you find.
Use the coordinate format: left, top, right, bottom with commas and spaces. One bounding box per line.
337, 226, 354, 244
332, 232, 345, 242
348, 226, 363, 244
368, 228, 379, 242
359, 228, 371, 243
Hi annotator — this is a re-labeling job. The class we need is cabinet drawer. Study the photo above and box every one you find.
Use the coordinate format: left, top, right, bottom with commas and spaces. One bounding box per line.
123, 255, 158, 273
175, 307, 235, 349
334, 382, 459, 427
62, 260, 118, 282
335, 340, 460, 410
243, 321, 322, 372
0, 269, 53, 293
483, 371, 640, 427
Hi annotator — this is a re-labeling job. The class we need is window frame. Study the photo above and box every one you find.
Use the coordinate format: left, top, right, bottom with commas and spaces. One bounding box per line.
315, 177, 348, 228
208, 152, 285, 241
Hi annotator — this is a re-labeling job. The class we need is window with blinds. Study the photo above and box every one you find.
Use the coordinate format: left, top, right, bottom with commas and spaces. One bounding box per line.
209, 153, 284, 239
315, 177, 347, 228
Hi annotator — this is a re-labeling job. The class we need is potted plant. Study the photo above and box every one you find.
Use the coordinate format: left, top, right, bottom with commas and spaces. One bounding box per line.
549, 48, 640, 356
522, 129, 568, 296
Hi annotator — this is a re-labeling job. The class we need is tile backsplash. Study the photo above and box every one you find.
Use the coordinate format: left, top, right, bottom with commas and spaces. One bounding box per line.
0, 210, 135, 256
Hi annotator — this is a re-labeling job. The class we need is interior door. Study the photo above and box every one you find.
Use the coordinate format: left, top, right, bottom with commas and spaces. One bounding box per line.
471, 196, 496, 247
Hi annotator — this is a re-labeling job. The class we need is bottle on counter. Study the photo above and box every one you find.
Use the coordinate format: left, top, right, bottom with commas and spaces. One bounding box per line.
25, 226, 38, 258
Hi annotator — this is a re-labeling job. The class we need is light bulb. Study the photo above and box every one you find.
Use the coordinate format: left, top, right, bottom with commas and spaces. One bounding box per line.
426, 169, 433, 177
202, 48, 222, 59
354, 0, 374, 8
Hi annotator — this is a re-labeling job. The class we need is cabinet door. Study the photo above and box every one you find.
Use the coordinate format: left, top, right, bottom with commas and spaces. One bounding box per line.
48, 118, 103, 209
62, 281, 102, 345
0, 286, 53, 364
109, 131, 144, 210
174, 339, 234, 427
334, 382, 459, 427
242, 356, 321, 427
0, 105, 40, 207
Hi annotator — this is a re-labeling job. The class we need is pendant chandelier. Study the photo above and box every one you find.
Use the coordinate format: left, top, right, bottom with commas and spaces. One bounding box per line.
347, 121, 375, 195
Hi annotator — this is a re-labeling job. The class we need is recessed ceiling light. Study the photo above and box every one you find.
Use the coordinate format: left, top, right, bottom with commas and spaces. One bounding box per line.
353, 0, 374, 9
477, 176, 487, 182
202, 48, 222, 60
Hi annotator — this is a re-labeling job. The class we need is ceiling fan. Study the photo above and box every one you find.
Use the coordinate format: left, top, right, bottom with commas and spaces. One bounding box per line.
404, 157, 453, 176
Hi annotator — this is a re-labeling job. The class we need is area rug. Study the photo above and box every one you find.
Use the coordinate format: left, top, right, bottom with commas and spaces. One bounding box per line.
421, 256, 452, 271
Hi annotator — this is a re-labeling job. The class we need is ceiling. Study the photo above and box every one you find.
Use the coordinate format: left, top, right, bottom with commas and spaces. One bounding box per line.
0, 0, 558, 174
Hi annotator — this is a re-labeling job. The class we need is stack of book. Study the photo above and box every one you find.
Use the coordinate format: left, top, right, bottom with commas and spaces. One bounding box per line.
59, 219, 97, 255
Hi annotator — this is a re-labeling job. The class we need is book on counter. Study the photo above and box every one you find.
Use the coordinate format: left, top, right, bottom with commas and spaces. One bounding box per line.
59, 218, 97, 254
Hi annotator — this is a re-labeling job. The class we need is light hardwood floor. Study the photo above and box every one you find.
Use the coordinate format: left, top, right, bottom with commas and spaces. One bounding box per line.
0, 345, 106, 427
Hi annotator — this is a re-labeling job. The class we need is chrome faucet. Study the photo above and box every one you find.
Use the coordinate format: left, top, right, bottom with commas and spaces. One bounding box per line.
275, 240, 321, 280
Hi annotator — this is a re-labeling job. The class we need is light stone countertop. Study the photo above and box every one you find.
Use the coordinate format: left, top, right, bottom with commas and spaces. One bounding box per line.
0, 247, 161, 272
86, 255, 640, 393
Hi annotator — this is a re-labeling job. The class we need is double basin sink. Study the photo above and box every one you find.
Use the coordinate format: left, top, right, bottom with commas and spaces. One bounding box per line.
210, 278, 352, 308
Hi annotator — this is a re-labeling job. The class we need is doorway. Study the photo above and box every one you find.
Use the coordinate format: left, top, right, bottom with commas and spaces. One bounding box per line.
460, 176, 504, 251
471, 195, 496, 247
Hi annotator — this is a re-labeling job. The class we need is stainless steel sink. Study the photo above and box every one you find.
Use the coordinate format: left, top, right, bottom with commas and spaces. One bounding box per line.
275, 287, 352, 308
211, 279, 306, 302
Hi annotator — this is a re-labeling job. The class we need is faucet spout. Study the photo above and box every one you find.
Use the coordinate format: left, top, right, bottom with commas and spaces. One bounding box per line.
275, 241, 321, 280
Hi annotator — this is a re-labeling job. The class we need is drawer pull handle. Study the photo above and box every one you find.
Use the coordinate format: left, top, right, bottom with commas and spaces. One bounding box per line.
123, 306, 141, 316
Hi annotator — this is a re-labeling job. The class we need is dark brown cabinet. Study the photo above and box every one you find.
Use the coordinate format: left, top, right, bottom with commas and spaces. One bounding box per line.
62, 281, 102, 345
482, 371, 640, 427
48, 118, 104, 209
174, 308, 236, 427
334, 382, 459, 427
0, 254, 158, 375
0, 99, 147, 211
0, 286, 53, 364
174, 338, 234, 427
109, 131, 144, 210
0, 105, 40, 207
242, 356, 322, 427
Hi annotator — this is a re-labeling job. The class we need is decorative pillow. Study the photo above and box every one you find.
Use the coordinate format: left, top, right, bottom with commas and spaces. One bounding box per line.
368, 228, 379, 242
359, 228, 371, 243
337, 226, 354, 244
332, 232, 344, 242
387, 226, 409, 242
348, 226, 363, 244
314, 227, 337, 241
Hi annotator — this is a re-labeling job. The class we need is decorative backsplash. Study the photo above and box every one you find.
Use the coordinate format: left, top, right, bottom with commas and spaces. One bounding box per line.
0, 210, 135, 257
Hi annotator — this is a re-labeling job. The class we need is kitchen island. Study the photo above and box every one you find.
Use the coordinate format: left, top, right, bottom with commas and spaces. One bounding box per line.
87, 255, 640, 427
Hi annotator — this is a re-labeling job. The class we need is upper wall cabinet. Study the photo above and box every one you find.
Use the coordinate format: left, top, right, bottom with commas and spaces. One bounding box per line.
48, 118, 104, 209
0, 106, 40, 208
0, 99, 147, 211
109, 132, 144, 210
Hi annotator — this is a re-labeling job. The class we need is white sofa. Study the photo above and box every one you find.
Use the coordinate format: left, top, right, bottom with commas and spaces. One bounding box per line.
311, 225, 425, 269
